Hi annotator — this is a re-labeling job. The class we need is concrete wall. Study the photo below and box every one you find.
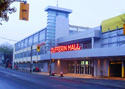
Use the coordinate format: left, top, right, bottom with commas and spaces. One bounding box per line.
55, 16, 69, 45
94, 59, 109, 77
57, 27, 100, 44
54, 60, 68, 74
55, 16, 69, 39
43, 62, 49, 73
94, 39, 101, 48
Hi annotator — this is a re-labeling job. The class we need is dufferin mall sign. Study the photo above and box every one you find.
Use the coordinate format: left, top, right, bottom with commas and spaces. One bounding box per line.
51, 43, 81, 53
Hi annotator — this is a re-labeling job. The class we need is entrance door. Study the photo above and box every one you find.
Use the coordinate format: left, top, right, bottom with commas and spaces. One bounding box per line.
110, 61, 122, 77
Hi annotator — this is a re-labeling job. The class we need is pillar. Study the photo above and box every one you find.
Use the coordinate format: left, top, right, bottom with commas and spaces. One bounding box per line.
108, 61, 110, 77
74, 60, 77, 74
94, 60, 97, 76
92, 37, 94, 49
122, 60, 124, 77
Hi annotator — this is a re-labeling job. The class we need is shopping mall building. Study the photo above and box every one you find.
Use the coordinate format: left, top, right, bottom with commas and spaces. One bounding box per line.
13, 5, 125, 77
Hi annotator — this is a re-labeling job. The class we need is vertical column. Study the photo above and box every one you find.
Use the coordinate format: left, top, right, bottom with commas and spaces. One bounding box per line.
74, 60, 76, 74
94, 59, 97, 76
89, 61, 91, 75
108, 61, 110, 76
91, 37, 94, 49
122, 60, 125, 77
84, 60, 86, 74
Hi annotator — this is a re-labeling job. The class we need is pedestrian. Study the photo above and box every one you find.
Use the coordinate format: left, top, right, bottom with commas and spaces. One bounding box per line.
15, 64, 18, 70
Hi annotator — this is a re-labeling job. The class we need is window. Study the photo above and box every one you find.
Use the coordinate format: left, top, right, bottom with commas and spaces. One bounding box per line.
47, 16, 56, 19
33, 33, 38, 44
47, 19, 56, 23
29, 36, 33, 46
48, 13, 56, 16
20, 40, 24, 49
24, 38, 28, 48
28, 51, 31, 57
39, 30, 45, 43
82, 41, 92, 49
47, 22, 56, 26
17, 42, 21, 50
46, 33, 55, 36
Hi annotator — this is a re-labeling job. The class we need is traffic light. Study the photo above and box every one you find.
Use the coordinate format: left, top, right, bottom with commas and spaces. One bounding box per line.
19, 3, 29, 21
51, 59, 54, 62
37, 45, 40, 52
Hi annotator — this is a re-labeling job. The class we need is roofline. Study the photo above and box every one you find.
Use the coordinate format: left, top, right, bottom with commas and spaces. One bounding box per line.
45, 6, 72, 14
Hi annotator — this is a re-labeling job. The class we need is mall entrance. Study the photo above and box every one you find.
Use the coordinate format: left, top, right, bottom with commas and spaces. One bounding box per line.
110, 61, 122, 77
68, 60, 92, 75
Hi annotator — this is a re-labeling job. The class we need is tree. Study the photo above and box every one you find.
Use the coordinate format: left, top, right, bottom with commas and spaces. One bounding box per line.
0, 0, 16, 25
0, 43, 13, 67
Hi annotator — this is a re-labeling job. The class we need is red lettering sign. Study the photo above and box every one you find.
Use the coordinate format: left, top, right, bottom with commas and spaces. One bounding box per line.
51, 43, 81, 53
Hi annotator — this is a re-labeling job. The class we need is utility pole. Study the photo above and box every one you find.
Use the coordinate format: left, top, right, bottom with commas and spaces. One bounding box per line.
49, 40, 52, 76
30, 45, 32, 73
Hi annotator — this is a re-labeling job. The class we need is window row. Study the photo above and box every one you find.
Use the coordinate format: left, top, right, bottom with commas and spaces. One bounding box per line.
15, 48, 45, 59
15, 29, 46, 51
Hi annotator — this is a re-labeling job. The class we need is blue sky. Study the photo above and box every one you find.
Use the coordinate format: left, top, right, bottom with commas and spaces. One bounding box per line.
0, 0, 125, 45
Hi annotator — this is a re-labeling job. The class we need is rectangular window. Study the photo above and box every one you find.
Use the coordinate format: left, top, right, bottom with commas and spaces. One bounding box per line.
33, 33, 38, 44
17, 42, 21, 50
46, 33, 55, 37
28, 51, 31, 57
47, 25, 55, 29
48, 14, 56, 16
47, 16, 56, 19
47, 19, 56, 23
24, 38, 28, 48
29, 36, 33, 46
20, 40, 24, 49
39, 30, 45, 43
47, 22, 56, 26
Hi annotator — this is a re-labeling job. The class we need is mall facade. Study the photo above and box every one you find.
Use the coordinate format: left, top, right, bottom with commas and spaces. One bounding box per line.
13, 6, 125, 77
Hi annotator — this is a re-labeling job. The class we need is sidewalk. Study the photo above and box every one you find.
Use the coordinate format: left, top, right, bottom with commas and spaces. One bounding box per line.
32, 72, 125, 88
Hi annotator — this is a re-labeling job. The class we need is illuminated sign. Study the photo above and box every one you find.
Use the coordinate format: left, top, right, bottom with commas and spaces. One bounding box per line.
51, 43, 81, 53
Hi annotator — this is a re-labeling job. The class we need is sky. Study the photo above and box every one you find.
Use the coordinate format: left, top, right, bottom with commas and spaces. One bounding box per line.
0, 0, 125, 45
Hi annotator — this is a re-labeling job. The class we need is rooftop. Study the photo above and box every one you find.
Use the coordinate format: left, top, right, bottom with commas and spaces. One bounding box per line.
45, 6, 72, 14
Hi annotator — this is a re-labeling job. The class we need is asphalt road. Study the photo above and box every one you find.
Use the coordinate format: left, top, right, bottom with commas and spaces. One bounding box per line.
0, 67, 123, 89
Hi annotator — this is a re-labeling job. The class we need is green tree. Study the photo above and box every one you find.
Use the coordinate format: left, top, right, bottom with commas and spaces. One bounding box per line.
0, 43, 13, 67
0, 0, 16, 24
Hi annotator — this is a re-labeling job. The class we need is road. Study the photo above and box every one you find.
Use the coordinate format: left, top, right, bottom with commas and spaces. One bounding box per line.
0, 67, 123, 89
